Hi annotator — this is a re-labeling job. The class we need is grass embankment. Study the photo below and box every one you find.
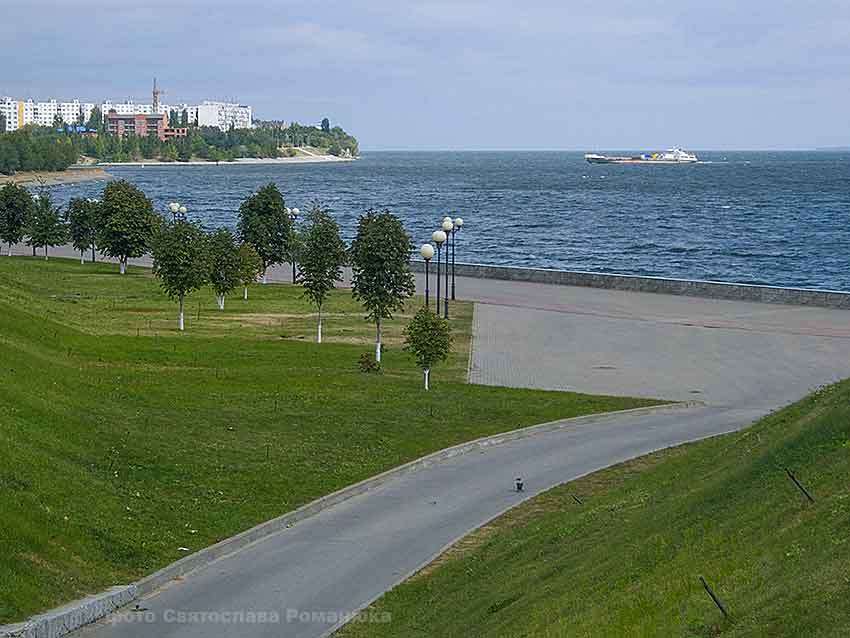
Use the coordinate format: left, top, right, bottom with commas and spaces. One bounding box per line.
0, 257, 656, 624
339, 384, 850, 638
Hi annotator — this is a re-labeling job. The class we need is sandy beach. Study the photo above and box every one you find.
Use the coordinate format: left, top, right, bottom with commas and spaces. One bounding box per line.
96, 154, 356, 167
0, 167, 112, 187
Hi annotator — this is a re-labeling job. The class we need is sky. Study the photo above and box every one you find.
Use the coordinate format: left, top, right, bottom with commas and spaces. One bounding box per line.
2, 1, 849, 150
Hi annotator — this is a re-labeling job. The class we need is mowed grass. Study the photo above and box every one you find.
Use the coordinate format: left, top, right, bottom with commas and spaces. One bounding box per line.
339, 382, 850, 638
0, 257, 658, 624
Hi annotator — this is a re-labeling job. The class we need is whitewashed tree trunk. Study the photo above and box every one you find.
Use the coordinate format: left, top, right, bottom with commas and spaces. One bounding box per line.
80, 250, 85, 264
217, 294, 225, 310
317, 308, 323, 343
178, 295, 185, 331
375, 320, 382, 363
424, 368, 430, 390
261, 269, 268, 284
8, 243, 12, 256
243, 286, 248, 300
119, 258, 127, 275
44, 246, 48, 261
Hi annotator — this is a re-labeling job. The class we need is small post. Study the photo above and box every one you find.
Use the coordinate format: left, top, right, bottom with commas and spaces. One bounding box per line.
785, 468, 815, 503
699, 576, 729, 618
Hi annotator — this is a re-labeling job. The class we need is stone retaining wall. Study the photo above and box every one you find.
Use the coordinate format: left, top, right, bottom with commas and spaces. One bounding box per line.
410, 261, 850, 309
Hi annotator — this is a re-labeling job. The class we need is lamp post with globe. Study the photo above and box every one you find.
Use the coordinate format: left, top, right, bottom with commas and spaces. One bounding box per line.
432, 230, 447, 315
420, 243, 435, 308
440, 218, 454, 319
168, 202, 187, 221
286, 207, 301, 283
451, 217, 463, 300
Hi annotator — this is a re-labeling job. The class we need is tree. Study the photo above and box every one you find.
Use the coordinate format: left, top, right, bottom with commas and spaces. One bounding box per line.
151, 217, 208, 331
238, 243, 263, 300
27, 191, 67, 260
321, 117, 330, 133
66, 197, 101, 263
350, 210, 415, 363
98, 180, 160, 274
403, 307, 452, 390
85, 106, 103, 132
236, 183, 292, 283
298, 206, 347, 343
207, 228, 242, 310
0, 183, 33, 255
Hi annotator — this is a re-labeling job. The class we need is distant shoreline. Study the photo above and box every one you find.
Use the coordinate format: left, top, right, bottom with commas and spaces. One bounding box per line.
95, 155, 356, 167
0, 167, 111, 187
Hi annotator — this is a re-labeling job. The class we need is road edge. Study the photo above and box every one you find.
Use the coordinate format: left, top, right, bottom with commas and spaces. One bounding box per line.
0, 400, 700, 638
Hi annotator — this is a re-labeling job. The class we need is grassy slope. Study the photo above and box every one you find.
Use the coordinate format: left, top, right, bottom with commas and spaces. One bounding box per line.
339, 382, 850, 638
0, 258, 657, 624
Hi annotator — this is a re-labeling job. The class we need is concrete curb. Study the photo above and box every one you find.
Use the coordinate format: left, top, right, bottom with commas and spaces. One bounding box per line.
0, 401, 698, 638
410, 260, 850, 309
0, 587, 137, 638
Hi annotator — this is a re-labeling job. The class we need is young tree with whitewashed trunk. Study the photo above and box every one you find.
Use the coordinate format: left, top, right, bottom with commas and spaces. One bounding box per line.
298, 206, 347, 343
66, 198, 101, 264
238, 243, 263, 300
0, 183, 33, 257
350, 210, 415, 363
151, 216, 208, 331
207, 228, 242, 310
236, 183, 292, 284
98, 180, 160, 274
26, 191, 67, 260
403, 307, 452, 390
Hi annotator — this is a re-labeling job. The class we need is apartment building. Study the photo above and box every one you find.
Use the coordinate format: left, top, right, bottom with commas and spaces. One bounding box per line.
1, 94, 254, 132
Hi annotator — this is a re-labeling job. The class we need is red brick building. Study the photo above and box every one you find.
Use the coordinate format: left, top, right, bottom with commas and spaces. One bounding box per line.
105, 111, 187, 141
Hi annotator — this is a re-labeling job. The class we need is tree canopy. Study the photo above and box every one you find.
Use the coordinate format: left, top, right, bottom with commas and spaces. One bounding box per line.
207, 227, 242, 309
0, 183, 34, 254
403, 307, 452, 390
66, 197, 101, 261
98, 180, 160, 273
150, 216, 208, 330
298, 205, 347, 342
238, 243, 264, 299
350, 209, 415, 361
26, 192, 67, 259
236, 183, 292, 277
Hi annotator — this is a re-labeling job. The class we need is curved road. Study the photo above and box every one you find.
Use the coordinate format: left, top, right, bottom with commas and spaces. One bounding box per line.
17, 249, 850, 637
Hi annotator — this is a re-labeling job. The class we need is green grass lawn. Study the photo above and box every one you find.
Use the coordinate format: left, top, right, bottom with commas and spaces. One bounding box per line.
0, 257, 657, 625
338, 382, 850, 638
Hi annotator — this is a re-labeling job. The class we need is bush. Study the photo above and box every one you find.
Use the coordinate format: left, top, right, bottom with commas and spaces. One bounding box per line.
358, 353, 382, 374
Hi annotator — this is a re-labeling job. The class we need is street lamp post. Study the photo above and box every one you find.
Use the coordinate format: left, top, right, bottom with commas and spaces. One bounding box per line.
88, 198, 100, 263
168, 202, 187, 221
432, 230, 447, 315
451, 217, 463, 300
441, 218, 454, 319
286, 207, 300, 283
420, 243, 435, 308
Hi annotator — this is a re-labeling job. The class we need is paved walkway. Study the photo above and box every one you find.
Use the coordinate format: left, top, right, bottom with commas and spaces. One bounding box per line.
454, 276, 850, 408
10, 246, 850, 637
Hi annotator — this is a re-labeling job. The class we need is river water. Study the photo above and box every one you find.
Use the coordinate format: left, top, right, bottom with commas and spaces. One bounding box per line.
47, 151, 850, 290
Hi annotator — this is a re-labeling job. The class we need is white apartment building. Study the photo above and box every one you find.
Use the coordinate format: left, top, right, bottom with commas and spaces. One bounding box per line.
196, 101, 252, 131
1, 95, 253, 132
0, 98, 19, 131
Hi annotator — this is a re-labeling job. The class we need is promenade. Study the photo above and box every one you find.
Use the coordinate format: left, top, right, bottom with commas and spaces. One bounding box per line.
8, 247, 850, 638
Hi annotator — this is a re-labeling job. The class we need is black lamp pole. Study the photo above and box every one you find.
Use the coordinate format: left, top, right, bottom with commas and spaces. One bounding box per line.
424, 257, 431, 308
450, 226, 457, 301
435, 243, 442, 315
443, 236, 450, 319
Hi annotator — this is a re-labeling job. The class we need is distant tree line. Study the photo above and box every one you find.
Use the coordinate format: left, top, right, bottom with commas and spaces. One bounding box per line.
0, 117, 359, 174
0, 127, 80, 175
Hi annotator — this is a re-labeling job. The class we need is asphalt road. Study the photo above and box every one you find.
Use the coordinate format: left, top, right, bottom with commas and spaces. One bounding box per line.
14, 246, 850, 637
